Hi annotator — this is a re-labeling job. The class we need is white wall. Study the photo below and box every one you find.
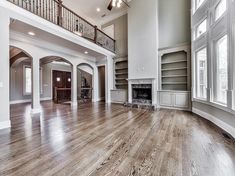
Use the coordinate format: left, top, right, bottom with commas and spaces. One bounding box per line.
128, 0, 158, 79
0, 8, 10, 127
158, 0, 191, 48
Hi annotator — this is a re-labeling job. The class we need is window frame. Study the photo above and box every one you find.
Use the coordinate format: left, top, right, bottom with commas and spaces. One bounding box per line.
214, 0, 227, 22
213, 34, 228, 105
193, 0, 206, 13
194, 18, 207, 40
23, 65, 43, 96
195, 47, 208, 100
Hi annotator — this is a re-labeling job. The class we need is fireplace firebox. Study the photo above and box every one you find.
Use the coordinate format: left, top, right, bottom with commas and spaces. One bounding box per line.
132, 84, 152, 104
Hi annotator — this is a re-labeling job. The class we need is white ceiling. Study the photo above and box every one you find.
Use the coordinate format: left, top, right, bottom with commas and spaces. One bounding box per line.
63, 0, 130, 27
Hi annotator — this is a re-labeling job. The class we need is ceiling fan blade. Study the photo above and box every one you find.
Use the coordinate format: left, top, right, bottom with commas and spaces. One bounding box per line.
107, 0, 113, 11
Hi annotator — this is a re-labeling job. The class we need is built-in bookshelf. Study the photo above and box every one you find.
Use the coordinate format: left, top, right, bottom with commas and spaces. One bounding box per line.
161, 51, 189, 91
158, 44, 191, 111
114, 58, 128, 89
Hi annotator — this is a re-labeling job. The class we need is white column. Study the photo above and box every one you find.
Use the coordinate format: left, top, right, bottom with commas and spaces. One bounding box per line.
31, 58, 41, 114
105, 56, 114, 103
71, 64, 78, 107
0, 8, 10, 129
92, 66, 99, 102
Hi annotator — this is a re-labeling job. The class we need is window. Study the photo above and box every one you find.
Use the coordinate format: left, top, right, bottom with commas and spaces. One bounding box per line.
23, 66, 43, 95
214, 35, 228, 104
196, 48, 207, 99
194, 0, 206, 12
24, 66, 32, 94
195, 19, 207, 39
215, 0, 227, 21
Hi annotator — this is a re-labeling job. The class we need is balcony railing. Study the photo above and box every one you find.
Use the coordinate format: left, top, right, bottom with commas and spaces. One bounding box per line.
7, 0, 116, 53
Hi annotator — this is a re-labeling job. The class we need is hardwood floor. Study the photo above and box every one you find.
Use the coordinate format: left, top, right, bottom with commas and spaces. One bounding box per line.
0, 101, 235, 176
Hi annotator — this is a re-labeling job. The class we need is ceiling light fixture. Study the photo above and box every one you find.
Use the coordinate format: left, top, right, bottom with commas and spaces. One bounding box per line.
28, 31, 35, 36
96, 8, 101, 12
84, 51, 88, 54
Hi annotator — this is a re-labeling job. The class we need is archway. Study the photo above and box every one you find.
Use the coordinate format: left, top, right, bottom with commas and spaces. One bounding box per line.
40, 56, 73, 104
77, 63, 94, 103
9, 46, 33, 109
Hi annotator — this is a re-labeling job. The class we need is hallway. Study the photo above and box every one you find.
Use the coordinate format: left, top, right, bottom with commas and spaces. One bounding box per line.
0, 102, 235, 176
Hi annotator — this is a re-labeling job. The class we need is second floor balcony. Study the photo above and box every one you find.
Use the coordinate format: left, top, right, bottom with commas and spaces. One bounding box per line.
7, 0, 116, 53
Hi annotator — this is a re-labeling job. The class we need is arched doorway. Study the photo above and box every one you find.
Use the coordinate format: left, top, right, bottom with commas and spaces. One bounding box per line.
77, 63, 94, 103
40, 56, 72, 104
9, 46, 33, 109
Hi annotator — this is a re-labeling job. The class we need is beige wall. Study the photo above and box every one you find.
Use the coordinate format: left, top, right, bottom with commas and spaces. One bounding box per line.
102, 14, 128, 58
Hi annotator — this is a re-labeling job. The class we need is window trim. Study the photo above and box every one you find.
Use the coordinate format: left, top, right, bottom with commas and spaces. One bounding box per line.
193, 0, 207, 14
23, 65, 43, 96
214, 0, 227, 22
212, 34, 228, 105
194, 17, 208, 41
195, 47, 208, 100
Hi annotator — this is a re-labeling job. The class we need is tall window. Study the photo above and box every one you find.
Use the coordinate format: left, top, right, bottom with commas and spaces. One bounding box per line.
215, 0, 227, 21
196, 48, 207, 99
195, 19, 207, 39
24, 66, 32, 94
215, 35, 228, 104
23, 66, 43, 95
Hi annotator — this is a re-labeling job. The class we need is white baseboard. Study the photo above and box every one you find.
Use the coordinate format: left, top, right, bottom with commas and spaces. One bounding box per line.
0, 120, 11, 130
10, 97, 52, 105
30, 108, 42, 115
192, 107, 235, 139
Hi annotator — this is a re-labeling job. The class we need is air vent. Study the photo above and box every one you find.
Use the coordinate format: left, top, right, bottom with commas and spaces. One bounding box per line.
101, 14, 106, 18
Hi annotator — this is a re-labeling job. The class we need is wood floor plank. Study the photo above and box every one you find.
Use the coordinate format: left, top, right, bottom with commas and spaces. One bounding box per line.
0, 102, 235, 176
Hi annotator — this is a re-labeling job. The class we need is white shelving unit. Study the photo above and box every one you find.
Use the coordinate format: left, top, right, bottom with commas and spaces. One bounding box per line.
111, 57, 128, 104
158, 44, 191, 110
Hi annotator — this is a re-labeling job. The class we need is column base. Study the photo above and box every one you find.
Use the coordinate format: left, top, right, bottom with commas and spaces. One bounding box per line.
0, 120, 11, 130
71, 101, 78, 107
30, 108, 42, 115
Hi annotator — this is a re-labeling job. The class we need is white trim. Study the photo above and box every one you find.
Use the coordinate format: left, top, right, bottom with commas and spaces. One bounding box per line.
192, 107, 235, 138
0, 120, 11, 130
30, 108, 42, 115
10, 97, 52, 105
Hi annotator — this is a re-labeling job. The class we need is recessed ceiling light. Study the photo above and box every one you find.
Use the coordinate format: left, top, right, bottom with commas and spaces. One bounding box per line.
84, 51, 89, 54
28, 32, 35, 36
96, 8, 101, 12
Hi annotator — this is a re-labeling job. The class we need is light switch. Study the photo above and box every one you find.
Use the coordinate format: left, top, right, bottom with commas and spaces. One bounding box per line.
0, 82, 3, 88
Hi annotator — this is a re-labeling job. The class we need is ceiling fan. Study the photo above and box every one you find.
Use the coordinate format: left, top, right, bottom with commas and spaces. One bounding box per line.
107, 0, 130, 11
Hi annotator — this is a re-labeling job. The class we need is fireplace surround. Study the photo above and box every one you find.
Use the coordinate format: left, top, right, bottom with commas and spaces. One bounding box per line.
127, 78, 157, 108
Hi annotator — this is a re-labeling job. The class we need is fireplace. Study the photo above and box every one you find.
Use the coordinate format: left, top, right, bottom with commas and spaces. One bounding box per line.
132, 84, 152, 104
127, 78, 156, 109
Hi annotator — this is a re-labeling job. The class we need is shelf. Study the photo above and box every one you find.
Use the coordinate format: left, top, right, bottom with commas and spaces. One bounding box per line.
162, 75, 187, 78
116, 83, 128, 86
115, 60, 128, 64
115, 67, 128, 70
161, 67, 187, 71
115, 72, 128, 75
161, 60, 187, 65
115, 78, 127, 81
162, 82, 187, 85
